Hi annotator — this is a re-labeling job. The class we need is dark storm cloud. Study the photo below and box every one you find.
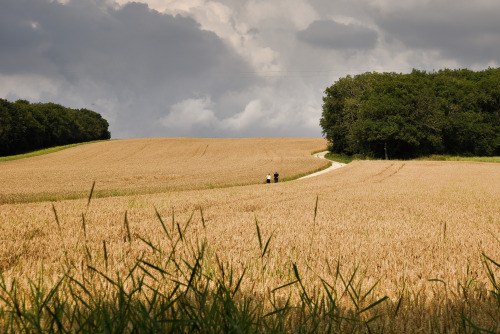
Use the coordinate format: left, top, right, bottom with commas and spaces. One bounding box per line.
372, 1, 500, 65
296, 20, 378, 50
0, 0, 256, 138
8, 0, 497, 139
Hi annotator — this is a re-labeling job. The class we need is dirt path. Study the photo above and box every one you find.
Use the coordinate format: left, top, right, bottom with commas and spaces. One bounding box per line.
297, 151, 346, 180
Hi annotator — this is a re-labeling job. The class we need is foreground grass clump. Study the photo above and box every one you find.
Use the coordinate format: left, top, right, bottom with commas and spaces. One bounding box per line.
1, 192, 499, 333
0, 204, 390, 333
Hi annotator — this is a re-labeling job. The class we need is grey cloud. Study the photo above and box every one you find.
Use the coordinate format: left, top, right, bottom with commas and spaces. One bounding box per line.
2, 0, 498, 140
0, 0, 257, 138
296, 20, 378, 50
372, 1, 500, 65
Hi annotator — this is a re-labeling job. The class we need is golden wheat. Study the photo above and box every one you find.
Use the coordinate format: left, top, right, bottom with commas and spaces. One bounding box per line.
0, 137, 328, 203
0, 139, 499, 332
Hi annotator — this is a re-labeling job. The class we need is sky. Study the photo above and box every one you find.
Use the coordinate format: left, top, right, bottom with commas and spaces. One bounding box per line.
1, 0, 499, 139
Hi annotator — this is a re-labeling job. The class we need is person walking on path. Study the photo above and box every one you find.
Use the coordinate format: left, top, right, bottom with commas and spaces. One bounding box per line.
274, 171, 279, 183
266, 173, 271, 183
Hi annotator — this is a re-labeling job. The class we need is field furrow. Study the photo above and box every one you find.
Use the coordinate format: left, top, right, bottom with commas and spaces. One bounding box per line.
0, 138, 499, 332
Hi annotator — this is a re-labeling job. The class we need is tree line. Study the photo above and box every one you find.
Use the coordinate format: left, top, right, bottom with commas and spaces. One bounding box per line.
0, 99, 111, 156
320, 68, 500, 159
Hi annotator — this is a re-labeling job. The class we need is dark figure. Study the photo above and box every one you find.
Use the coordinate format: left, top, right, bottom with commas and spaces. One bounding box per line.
274, 171, 279, 183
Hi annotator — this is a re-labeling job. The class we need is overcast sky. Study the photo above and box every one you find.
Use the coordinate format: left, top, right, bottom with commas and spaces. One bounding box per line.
1, 0, 499, 138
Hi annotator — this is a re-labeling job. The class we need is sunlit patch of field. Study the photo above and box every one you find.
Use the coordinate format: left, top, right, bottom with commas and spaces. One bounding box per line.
1, 155, 499, 331
0, 137, 328, 204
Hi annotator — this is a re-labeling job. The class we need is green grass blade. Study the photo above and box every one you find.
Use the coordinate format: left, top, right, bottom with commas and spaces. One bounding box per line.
154, 207, 171, 241
483, 252, 500, 269
216, 253, 225, 280
124, 211, 131, 243
359, 296, 388, 315
200, 207, 206, 229
177, 223, 183, 242
428, 278, 447, 286
136, 235, 160, 253
102, 241, 108, 271
320, 279, 337, 311
314, 195, 318, 220
185, 253, 202, 295
65, 275, 93, 304
308, 196, 319, 259
393, 294, 403, 317
231, 267, 247, 298
40, 276, 64, 311
182, 210, 195, 236
84, 245, 92, 263
87, 266, 118, 287
87, 181, 95, 210
361, 279, 381, 302
255, 215, 262, 250
81, 213, 87, 242
461, 316, 498, 334
271, 280, 299, 293
52, 204, 69, 264
338, 267, 359, 310
52, 204, 61, 234
139, 259, 169, 277
292, 263, 311, 307
292, 263, 301, 284
44, 306, 65, 333
262, 231, 274, 258
136, 264, 159, 282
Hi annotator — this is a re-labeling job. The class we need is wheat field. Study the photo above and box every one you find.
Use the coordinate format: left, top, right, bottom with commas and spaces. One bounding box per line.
0, 137, 328, 204
0, 138, 499, 332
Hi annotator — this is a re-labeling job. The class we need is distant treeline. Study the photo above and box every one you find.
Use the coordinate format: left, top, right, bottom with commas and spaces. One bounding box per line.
320, 68, 500, 159
0, 99, 110, 156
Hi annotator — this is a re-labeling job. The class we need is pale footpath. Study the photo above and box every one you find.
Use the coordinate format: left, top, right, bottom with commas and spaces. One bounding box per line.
297, 151, 346, 180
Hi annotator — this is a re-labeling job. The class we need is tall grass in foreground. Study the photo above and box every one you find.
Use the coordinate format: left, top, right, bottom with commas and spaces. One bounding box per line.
0, 188, 499, 333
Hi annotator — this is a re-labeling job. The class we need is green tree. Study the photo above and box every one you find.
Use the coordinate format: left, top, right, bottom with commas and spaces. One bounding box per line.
0, 99, 111, 156
320, 68, 499, 159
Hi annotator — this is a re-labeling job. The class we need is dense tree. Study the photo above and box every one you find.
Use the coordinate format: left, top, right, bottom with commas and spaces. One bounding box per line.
0, 99, 110, 156
321, 68, 500, 159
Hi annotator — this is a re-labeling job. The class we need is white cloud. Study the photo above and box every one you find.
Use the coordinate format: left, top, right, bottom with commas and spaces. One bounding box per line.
159, 97, 219, 131
245, 0, 318, 30
222, 99, 263, 131
115, 0, 284, 73
158, 83, 324, 136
